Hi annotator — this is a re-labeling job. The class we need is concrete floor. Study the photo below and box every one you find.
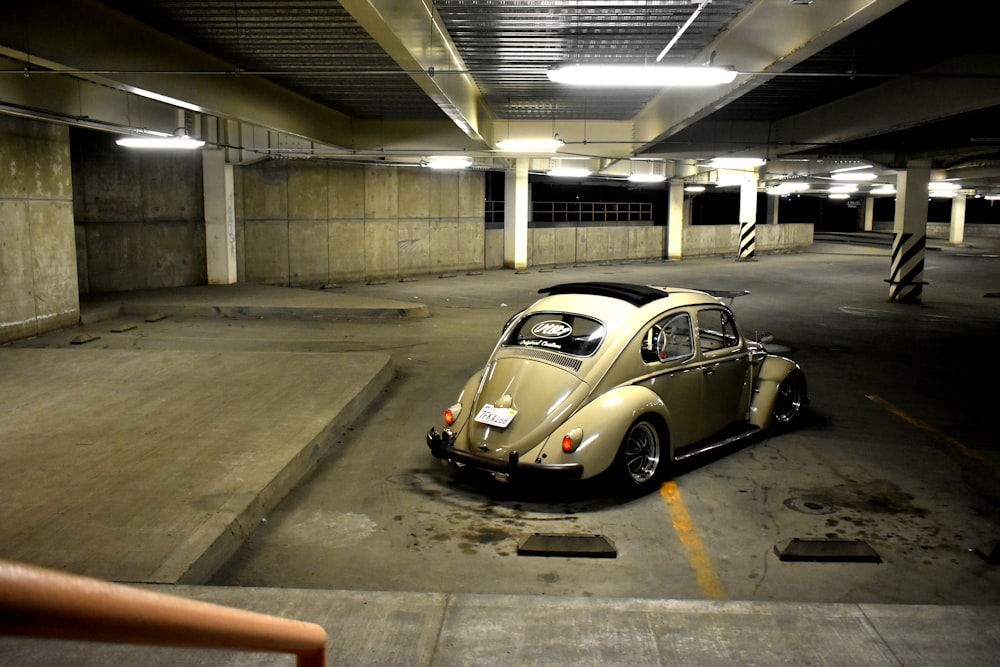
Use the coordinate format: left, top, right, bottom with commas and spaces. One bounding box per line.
2, 238, 999, 664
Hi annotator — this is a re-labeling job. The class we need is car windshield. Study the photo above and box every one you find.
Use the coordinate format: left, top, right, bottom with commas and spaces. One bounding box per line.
503, 312, 606, 357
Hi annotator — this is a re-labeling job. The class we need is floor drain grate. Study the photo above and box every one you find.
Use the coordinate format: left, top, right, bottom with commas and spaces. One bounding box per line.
775, 538, 881, 563
517, 533, 617, 558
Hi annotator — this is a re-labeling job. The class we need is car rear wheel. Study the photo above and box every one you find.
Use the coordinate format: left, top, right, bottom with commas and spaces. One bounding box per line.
772, 371, 805, 425
616, 419, 663, 492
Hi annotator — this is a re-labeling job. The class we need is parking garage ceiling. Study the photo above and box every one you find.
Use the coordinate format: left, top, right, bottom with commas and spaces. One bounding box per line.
1, 0, 999, 196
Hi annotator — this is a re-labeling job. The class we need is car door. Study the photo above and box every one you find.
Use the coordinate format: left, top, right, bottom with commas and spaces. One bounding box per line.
630, 311, 704, 450
695, 307, 751, 437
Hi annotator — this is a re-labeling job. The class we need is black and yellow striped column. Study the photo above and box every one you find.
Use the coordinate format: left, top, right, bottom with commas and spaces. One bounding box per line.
887, 232, 926, 303
737, 179, 757, 261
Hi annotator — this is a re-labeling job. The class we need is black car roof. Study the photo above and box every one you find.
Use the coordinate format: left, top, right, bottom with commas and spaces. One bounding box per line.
538, 282, 671, 307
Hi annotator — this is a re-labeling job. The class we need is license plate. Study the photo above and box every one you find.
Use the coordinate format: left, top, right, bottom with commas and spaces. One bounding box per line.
474, 404, 518, 429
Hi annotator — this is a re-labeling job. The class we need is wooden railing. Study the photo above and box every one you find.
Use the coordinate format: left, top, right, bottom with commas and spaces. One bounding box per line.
0, 559, 327, 666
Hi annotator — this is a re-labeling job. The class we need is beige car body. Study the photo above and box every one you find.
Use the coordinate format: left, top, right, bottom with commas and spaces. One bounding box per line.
427, 282, 807, 487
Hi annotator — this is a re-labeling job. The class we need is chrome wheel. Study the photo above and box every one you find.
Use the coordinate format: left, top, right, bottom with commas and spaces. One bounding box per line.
773, 373, 805, 424
620, 420, 661, 487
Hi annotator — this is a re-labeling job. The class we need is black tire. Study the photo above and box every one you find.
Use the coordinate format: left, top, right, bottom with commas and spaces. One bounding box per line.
772, 371, 806, 425
615, 418, 664, 493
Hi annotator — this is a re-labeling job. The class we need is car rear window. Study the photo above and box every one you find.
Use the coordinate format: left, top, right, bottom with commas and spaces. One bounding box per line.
503, 312, 606, 357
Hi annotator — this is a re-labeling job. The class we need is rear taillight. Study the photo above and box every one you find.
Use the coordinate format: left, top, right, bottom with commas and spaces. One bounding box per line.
444, 403, 461, 426
561, 428, 583, 453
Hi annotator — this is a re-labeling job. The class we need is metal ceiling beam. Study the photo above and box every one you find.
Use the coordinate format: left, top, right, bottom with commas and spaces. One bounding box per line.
0, 0, 355, 147
632, 0, 909, 154
340, 0, 491, 147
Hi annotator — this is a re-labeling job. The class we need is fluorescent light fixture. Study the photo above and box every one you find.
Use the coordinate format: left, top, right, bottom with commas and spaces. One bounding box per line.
928, 181, 960, 190
547, 167, 592, 178
831, 171, 877, 181
547, 64, 737, 87
705, 157, 766, 168
870, 185, 896, 195
496, 137, 564, 152
628, 173, 667, 183
828, 193, 851, 200
985, 194, 1000, 201
116, 136, 205, 149
929, 190, 957, 198
684, 185, 706, 193
425, 156, 471, 169
768, 182, 810, 195
831, 164, 873, 173
829, 184, 858, 193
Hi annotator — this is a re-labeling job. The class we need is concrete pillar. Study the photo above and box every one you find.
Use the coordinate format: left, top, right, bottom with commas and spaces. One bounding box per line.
667, 180, 685, 260
888, 164, 930, 303
738, 180, 758, 260
949, 194, 966, 245
863, 196, 875, 231
202, 149, 237, 284
765, 194, 778, 225
504, 159, 529, 270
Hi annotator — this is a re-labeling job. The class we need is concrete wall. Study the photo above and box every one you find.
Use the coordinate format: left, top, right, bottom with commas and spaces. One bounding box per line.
681, 223, 814, 258
72, 130, 206, 293
873, 220, 1000, 238
236, 161, 485, 285
0, 116, 78, 343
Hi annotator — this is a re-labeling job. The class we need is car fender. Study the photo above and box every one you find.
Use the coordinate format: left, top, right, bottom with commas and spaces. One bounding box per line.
448, 368, 485, 433
533, 384, 670, 480
749, 355, 804, 429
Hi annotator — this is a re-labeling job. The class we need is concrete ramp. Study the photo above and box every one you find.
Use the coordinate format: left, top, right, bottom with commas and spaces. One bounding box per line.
0, 347, 392, 584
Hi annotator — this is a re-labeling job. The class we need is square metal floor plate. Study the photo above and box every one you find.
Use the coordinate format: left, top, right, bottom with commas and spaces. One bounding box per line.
517, 533, 617, 558
775, 538, 882, 563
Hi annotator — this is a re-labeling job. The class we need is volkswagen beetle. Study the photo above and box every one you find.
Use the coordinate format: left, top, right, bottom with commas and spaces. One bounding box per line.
426, 282, 808, 491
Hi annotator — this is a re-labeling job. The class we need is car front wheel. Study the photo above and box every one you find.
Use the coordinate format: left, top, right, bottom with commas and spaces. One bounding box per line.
772, 371, 806, 425
615, 419, 663, 492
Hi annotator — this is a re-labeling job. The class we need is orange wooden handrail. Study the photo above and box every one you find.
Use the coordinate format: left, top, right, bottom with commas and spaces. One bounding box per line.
0, 559, 327, 666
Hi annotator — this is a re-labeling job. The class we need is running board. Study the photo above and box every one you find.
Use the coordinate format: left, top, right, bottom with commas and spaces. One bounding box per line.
673, 426, 761, 462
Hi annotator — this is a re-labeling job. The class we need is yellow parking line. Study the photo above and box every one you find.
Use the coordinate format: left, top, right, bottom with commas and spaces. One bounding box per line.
660, 481, 728, 600
866, 394, 988, 465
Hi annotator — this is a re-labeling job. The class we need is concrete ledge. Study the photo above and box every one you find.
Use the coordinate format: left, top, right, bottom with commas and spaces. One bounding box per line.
0, 348, 393, 585
1, 588, 997, 665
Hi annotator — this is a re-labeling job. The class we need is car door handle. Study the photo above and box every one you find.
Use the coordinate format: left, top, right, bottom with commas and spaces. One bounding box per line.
702, 366, 716, 375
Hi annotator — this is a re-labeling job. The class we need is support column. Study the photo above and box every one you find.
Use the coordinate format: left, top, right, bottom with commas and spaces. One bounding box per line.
202, 149, 237, 284
667, 180, 685, 260
504, 159, 529, 270
738, 180, 758, 260
863, 196, 875, 232
949, 194, 967, 245
888, 164, 930, 303
765, 193, 778, 225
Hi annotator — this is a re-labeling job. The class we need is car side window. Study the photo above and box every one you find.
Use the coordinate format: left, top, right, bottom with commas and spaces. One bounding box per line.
641, 313, 693, 364
696, 309, 740, 352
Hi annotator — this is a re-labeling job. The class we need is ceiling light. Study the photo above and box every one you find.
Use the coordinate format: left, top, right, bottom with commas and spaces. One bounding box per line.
547, 65, 737, 87
828, 193, 851, 200
829, 184, 858, 193
628, 173, 667, 183
547, 167, 592, 178
684, 185, 706, 193
928, 181, 961, 190
870, 185, 896, 195
705, 157, 766, 168
830, 164, 873, 173
496, 137, 564, 153
831, 171, 877, 181
768, 182, 810, 195
116, 136, 205, 149
425, 156, 471, 169
985, 194, 1000, 201
929, 190, 957, 198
